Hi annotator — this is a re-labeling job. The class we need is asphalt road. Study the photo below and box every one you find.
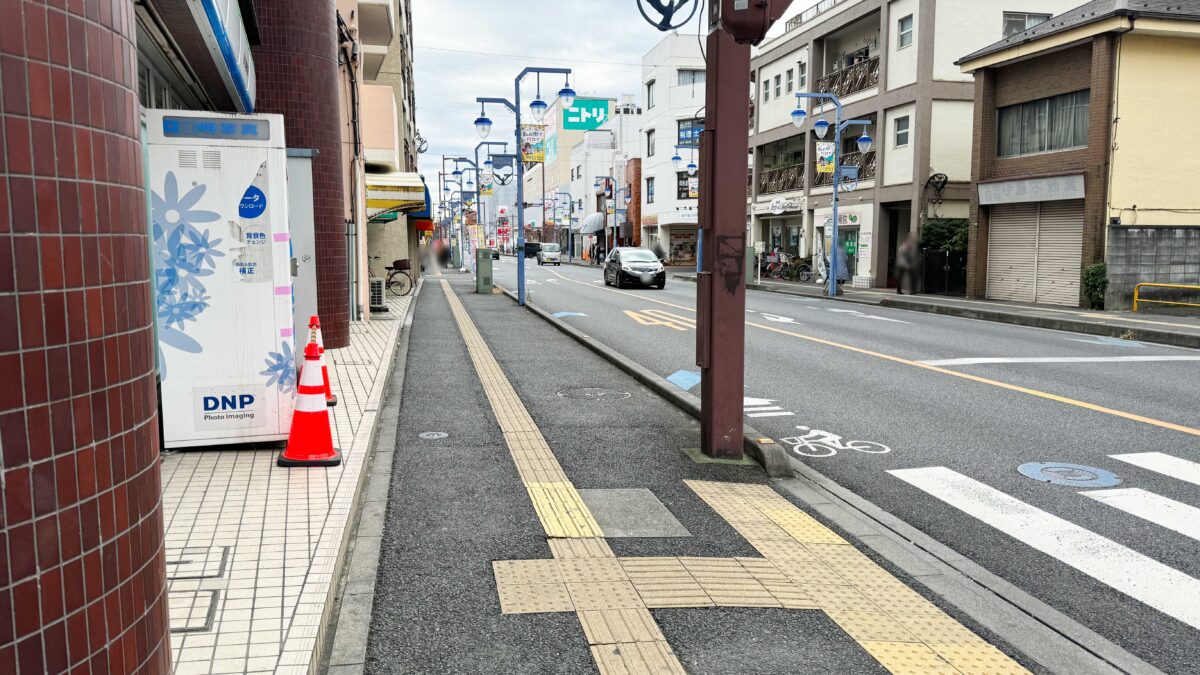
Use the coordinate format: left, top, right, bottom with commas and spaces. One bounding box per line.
494, 256, 1200, 673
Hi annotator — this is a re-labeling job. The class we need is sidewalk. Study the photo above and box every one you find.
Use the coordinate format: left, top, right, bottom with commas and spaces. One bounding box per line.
672, 272, 1200, 349
158, 293, 414, 674
358, 272, 1036, 674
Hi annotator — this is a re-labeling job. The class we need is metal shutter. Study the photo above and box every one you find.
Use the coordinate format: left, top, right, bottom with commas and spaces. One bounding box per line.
986, 203, 1038, 303
1034, 200, 1084, 306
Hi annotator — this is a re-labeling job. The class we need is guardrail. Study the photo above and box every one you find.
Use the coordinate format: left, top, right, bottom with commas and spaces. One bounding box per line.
1133, 282, 1200, 312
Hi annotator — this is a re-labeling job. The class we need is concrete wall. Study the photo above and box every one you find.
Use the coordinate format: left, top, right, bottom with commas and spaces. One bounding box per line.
883, 102, 916, 185
934, 0, 1079, 82
1106, 227, 1200, 309
640, 34, 705, 230
929, 99, 972, 181
757, 47, 809, 132
1109, 32, 1200, 228
362, 84, 400, 169
886, 0, 918, 90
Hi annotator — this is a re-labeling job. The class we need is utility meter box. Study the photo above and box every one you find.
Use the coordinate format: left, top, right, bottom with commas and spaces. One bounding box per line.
476, 249, 494, 293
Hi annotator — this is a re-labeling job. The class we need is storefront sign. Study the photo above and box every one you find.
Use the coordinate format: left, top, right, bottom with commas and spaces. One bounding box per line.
857, 230, 871, 262
677, 118, 703, 148
642, 214, 659, 226
665, 210, 699, 224
563, 98, 610, 130
759, 196, 805, 215
978, 174, 1084, 205
821, 209, 861, 229
816, 141, 836, 174
521, 125, 545, 163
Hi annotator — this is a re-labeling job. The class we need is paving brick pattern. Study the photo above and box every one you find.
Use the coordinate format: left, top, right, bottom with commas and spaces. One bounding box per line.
159, 295, 410, 674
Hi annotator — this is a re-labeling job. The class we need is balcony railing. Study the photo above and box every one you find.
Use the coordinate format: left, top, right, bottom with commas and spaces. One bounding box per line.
815, 56, 880, 100
758, 164, 805, 195
784, 0, 854, 32
812, 150, 876, 187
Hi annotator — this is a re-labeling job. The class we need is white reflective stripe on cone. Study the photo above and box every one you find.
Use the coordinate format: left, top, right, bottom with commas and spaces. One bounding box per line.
299, 361, 325, 388
295, 394, 327, 413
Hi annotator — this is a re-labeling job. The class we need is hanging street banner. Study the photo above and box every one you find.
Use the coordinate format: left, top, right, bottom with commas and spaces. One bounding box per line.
481, 169, 495, 196
563, 98, 611, 130
677, 118, 704, 148
521, 124, 545, 163
816, 141, 836, 174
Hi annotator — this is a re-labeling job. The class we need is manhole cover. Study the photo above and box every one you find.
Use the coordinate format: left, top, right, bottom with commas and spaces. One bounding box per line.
555, 388, 631, 400
418, 431, 449, 439
1018, 462, 1122, 488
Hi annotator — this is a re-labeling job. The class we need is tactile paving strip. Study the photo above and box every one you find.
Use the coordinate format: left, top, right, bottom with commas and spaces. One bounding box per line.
493, 559, 563, 586
550, 537, 615, 559
928, 643, 1033, 675
859, 641, 959, 674
557, 558, 629, 584
578, 609, 664, 645
568, 581, 646, 611
589, 641, 688, 675
496, 582, 575, 615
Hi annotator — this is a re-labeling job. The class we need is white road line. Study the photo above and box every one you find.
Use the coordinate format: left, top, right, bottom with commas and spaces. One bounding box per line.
888, 466, 1200, 630
746, 411, 795, 418
920, 356, 1200, 366
1082, 488, 1200, 542
1110, 452, 1200, 487
745, 406, 783, 412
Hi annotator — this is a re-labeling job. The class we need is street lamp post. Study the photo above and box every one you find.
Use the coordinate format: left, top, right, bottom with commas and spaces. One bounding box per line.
475, 142, 508, 249
791, 93, 872, 297
554, 191, 574, 261
474, 66, 574, 307
593, 176, 615, 254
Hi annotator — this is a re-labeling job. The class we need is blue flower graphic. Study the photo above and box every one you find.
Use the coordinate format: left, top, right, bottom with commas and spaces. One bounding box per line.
261, 341, 297, 393
151, 171, 224, 378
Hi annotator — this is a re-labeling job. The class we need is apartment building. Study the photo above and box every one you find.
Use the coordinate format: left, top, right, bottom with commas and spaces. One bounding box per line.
960, 0, 1200, 308
748, 0, 1078, 288
640, 34, 707, 265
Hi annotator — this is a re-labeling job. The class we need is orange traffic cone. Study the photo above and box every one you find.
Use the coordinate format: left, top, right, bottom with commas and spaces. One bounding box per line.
278, 342, 342, 467
310, 315, 337, 407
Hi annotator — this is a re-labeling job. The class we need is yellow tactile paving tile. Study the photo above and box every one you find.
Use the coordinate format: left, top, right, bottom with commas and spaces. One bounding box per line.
590, 641, 688, 675
567, 581, 645, 611
928, 643, 1033, 675
801, 584, 885, 612
557, 558, 629, 584
577, 608, 664, 645
550, 537, 615, 559
825, 610, 923, 643
526, 482, 603, 539
493, 559, 563, 586
495, 582, 575, 615
858, 642, 960, 675
620, 557, 713, 609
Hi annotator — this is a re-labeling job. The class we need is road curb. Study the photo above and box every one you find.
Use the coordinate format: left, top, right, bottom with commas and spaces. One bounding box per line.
877, 297, 1200, 350
671, 273, 1200, 349
500, 287, 793, 478
318, 282, 422, 674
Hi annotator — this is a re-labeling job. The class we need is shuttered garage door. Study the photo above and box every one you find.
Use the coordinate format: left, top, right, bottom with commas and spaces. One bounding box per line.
986, 200, 1084, 306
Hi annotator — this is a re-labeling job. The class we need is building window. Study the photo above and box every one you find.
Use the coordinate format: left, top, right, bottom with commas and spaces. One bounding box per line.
646, 177, 656, 204
646, 129, 656, 157
676, 172, 698, 200
786, 68, 794, 93
677, 118, 703, 148
997, 89, 1090, 157
774, 75, 782, 98
894, 115, 910, 147
1003, 11, 1051, 37
897, 15, 913, 49
646, 80, 656, 109
797, 62, 807, 89
677, 69, 705, 86
762, 79, 770, 102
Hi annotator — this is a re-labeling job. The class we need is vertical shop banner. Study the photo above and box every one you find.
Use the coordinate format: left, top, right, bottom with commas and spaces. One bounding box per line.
521, 125, 545, 163
816, 141, 836, 174
481, 170, 495, 196
563, 99, 611, 130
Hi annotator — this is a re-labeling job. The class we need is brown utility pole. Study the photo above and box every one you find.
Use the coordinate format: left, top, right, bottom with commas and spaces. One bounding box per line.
696, 0, 792, 458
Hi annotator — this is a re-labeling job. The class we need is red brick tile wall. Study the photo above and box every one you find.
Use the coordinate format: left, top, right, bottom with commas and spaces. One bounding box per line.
967, 38, 1115, 302
626, 158, 642, 247
252, 0, 349, 347
0, 2, 170, 673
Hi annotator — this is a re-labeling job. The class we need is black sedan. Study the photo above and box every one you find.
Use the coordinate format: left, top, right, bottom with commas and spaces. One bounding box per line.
603, 247, 666, 289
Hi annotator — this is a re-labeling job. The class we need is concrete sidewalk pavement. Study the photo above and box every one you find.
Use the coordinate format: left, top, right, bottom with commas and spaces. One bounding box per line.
357, 272, 1039, 674
672, 272, 1200, 349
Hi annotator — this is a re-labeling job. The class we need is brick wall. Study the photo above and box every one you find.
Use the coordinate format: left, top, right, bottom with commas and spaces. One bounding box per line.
627, 158, 642, 247
1, 1, 171, 673
252, 0, 349, 347
967, 37, 1115, 303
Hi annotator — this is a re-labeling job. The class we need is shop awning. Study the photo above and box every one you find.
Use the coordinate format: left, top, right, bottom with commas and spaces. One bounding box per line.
579, 212, 605, 234
367, 172, 426, 222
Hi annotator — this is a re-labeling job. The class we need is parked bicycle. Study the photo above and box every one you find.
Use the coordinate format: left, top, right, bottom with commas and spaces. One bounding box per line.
385, 259, 414, 297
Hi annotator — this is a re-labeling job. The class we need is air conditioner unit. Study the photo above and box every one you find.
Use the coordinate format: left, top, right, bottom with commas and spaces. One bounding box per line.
369, 278, 388, 312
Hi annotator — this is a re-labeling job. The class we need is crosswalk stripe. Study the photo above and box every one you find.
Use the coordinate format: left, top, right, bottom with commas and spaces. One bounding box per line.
745, 406, 782, 412
1082, 488, 1200, 542
746, 411, 794, 418
888, 466, 1200, 630
1110, 452, 1200, 487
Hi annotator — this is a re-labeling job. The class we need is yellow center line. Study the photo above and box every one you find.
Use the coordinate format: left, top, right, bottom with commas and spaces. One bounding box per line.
542, 267, 1200, 437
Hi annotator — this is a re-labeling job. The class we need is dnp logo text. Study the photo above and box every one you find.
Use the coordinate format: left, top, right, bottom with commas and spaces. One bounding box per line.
202, 394, 257, 422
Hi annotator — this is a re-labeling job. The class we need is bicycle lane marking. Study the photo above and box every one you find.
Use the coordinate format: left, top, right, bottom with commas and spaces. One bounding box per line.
542, 267, 1200, 438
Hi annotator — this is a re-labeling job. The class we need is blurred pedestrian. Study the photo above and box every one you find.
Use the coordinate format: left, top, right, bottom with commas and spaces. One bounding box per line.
897, 232, 918, 295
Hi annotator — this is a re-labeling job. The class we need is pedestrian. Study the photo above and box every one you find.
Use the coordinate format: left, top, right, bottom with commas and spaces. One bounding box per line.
834, 241, 849, 296
896, 232, 918, 295
652, 241, 666, 263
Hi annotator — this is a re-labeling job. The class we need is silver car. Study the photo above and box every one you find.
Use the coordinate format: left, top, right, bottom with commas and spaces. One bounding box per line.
537, 243, 562, 266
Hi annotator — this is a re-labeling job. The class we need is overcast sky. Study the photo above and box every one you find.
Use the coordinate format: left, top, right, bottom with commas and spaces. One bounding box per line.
412, 1, 815, 211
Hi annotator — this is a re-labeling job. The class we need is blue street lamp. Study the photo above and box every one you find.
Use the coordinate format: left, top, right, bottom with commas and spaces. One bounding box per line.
474, 66, 573, 306
792, 92, 872, 298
